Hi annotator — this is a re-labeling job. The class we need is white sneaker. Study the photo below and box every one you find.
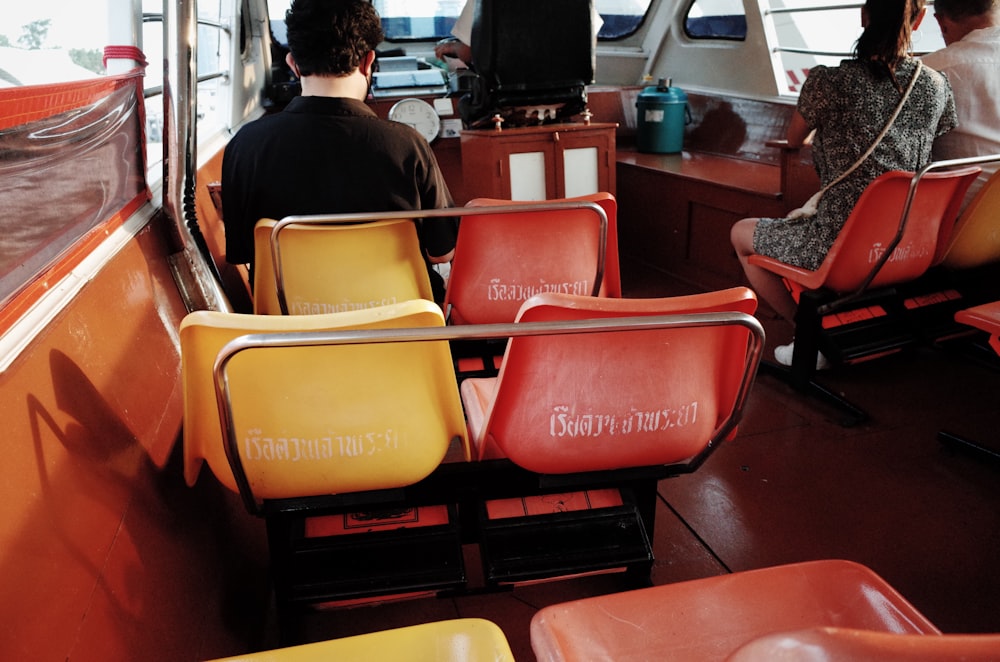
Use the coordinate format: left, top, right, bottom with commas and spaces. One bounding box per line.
774, 342, 830, 370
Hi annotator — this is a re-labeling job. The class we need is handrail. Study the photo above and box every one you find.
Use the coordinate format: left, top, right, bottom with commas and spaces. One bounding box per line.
268, 200, 609, 316
765, 3, 864, 17
162, 0, 232, 313
212, 310, 765, 514
762, 2, 938, 62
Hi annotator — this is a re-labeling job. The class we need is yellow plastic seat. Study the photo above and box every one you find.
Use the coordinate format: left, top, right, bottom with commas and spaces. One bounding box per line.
253, 216, 434, 315
939, 166, 1000, 270
180, 299, 469, 504
208, 618, 515, 662
180, 301, 471, 637
443, 198, 608, 325
530, 559, 941, 662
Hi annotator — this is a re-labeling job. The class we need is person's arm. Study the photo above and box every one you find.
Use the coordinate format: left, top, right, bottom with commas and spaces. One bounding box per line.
786, 110, 815, 148
436, 1, 474, 66
427, 248, 455, 263
434, 38, 472, 65
414, 142, 459, 264
220, 144, 253, 265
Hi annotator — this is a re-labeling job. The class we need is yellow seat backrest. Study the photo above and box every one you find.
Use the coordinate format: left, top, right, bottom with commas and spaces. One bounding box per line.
208, 618, 515, 662
253, 217, 434, 315
180, 300, 468, 505
939, 168, 1000, 270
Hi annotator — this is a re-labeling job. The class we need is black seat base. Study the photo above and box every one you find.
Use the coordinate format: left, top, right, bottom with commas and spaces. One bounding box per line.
478, 503, 653, 586
267, 504, 466, 609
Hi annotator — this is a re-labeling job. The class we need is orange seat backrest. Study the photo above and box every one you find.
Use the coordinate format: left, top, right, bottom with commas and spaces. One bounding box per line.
820, 168, 979, 292
939, 168, 1000, 270
461, 193, 621, 297
529, 559, 941, 662
955, 300, 1000, 356
585, 193, 621, 297
749, 167, 980, 296
467, 287, 760, 473
443, 199, 607, 324
820, 168, 979, 293
727, 627, 1000, 662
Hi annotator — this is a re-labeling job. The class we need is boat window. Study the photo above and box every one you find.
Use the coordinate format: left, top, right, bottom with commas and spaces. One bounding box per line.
1, 0, 110, 85
268, 0, 652, 44
762, 1, 945, 94
0, 0, 236, 329
595, 0, 653, 39
685, 0, 747, 40
142, 0, 233, 172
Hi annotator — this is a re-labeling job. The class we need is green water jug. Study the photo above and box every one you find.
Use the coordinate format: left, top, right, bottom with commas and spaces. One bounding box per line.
636, 78, 689, 154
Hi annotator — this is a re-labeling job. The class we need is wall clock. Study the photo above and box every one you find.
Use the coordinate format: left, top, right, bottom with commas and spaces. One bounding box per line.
388, 97, 441, 144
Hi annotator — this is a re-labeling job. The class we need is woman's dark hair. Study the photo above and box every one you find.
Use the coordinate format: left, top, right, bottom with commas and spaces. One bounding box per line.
854, 0, 926, 86
285, 0, 384, 77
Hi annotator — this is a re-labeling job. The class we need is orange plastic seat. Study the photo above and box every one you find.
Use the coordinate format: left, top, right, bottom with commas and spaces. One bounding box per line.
462, 192, 622, 298
443, 198, 609, 324
462, 286, 761, 471
583, 192, 621, 298
252, 216, 434, 315
955, 300, 1000, 356
727, 626, 1000, 661
457, 287, 763, 586
937, 299, 1000, 463
746, 163, 981, 423
208, 618, 515, 662
749, 167, 979, 296
939, 165, 1000, 270
529, 559, 941, 662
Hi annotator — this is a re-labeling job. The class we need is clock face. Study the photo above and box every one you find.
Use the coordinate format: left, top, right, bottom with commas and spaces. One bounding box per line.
388, 98, 441, 144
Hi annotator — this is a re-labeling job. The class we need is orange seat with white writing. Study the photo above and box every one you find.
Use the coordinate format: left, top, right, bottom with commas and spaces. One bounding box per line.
461, 287, 760, 471
444, 198, 609, 325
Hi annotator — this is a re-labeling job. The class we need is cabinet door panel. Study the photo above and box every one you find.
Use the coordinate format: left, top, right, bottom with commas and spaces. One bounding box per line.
461, 124, 616, 200
509, 151, 548, 200
562, 146, 599, 197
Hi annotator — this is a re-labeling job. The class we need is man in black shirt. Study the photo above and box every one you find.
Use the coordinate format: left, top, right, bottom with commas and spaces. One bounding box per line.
222, 0, 456, 301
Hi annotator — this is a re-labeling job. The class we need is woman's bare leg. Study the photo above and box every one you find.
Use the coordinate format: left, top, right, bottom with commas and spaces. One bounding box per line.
731, 218, 798, 323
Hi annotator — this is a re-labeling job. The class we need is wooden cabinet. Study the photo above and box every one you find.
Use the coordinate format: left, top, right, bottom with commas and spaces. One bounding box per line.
460, 123, 617, 200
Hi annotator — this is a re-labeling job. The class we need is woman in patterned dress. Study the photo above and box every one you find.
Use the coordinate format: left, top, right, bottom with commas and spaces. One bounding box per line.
731, 0, 957, 367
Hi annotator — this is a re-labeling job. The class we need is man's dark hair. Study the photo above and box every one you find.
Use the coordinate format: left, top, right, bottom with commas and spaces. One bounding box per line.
285, 0, 384, 76
933, 0, 996, 20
